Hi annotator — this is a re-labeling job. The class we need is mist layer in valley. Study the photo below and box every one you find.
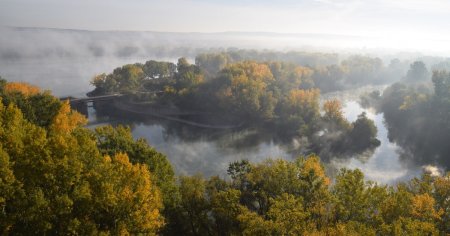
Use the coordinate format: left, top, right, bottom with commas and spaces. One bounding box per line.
2, 26, 450, 96
1, 26, 449, 184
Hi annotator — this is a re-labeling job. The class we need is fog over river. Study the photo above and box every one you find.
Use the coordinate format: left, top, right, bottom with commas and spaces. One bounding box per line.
0, 53, 432, 185
86, 87, 425, 185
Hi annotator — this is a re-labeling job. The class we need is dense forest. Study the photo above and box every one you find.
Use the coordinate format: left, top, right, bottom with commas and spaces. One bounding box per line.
1, 53, 450, 234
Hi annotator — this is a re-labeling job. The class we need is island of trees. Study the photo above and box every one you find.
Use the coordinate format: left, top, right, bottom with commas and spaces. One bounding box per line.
89, 53, 384, 159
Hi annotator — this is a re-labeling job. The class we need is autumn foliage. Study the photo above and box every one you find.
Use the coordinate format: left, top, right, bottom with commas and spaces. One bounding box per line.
0, 80, 165, 235
0, 76, 449, 235
3, 82, 40, 97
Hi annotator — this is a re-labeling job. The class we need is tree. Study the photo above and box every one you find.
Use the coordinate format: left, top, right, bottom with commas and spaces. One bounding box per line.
209, 189, 242, 235
432, 71, 450, 100
143, 60, 176, 79
215, 61, 277, 121
278, 88, 320, 136
238, 193, 309, 235
405, 61, 429, 82
0, 148, 20, 233
195, 53, 231, 77
433, 172, 450, 233
3, 82, 40, 97
0, 94, 164, 235
92, 153, 164, 235
1, 85, 62, 128
89, 63, 145, 95
348, 112, 380, 152
323, 99, 350, 130
113, 64, 145, 93
177, 175, 212, 236
410, 193, 442, 222
381, 184, 413, 226
296, 156, 332, 228
94, 125, 177, 207
333, 169, 367, 222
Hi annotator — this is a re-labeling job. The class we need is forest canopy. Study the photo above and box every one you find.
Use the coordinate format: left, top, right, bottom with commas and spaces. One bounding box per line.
88, 57, 382, 160
0, 79, 170, 234
1, 69, 450, 234
1, 46, 450, 234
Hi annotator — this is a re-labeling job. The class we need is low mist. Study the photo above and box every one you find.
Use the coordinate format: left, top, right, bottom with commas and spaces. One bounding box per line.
1, 26, 449, 183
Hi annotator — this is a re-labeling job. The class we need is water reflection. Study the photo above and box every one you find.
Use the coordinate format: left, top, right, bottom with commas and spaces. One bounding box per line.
132, 123, 289, 177
1, 56, 431, 184
87, 96, 423, 184
336, 101, 418, 184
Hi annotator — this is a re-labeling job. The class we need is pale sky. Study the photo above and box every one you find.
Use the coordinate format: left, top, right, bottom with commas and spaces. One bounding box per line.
1, 0, 449, 39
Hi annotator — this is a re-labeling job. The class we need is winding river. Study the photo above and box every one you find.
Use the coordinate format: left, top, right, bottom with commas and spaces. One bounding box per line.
1, 56, 425, 184
87, 87, 421, 184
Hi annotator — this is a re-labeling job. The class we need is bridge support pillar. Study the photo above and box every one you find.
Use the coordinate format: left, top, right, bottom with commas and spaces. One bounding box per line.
70, 101, 89, 118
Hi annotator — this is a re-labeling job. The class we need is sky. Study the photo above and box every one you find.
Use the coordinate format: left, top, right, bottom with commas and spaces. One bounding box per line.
1, 0, 450, 53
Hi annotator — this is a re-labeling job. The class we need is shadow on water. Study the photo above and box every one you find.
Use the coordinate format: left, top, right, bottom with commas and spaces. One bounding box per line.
87, 88, 426, 184
335, 101, 421, 184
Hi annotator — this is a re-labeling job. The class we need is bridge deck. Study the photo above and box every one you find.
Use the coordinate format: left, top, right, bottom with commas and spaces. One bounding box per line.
65, 94, 123, 103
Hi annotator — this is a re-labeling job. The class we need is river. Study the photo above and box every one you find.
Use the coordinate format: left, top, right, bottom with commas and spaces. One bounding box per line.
1, 57, 423, 184
86, 88, 421, 184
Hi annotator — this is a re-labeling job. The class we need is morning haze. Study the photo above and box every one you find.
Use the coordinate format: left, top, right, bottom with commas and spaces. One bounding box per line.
1, 0, 449, 235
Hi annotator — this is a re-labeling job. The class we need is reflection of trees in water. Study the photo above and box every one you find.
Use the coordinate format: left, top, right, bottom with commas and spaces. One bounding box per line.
365, 72, 450, 170
95, 102, 381, 164
93, 97, 383, 172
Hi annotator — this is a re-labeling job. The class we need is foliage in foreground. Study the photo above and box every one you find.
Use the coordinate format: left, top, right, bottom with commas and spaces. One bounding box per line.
0, 78, 449, 235
0, 80, 167, 235
166, 157, 449, 235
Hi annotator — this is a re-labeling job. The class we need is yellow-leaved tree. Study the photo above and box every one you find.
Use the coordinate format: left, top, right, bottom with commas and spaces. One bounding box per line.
3, 82, 40, 97
0, 96, 164, 235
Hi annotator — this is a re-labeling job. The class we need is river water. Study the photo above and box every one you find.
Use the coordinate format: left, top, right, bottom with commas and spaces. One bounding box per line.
87, 90, 421, 184
1, 57, 423, 184
332, 101, 420, 184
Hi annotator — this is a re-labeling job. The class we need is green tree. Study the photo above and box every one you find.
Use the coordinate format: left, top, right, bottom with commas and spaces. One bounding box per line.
177, 175, 212, 236
238, 193, 309, 235
143, 60, 176, 79
333, 169, 367, 222
215, 61, 277, 121
348, 112, 380, 151
0, 101, 164, 235
433, 172, 450, 233
278, 88, 321, 136
195, 52, 231, 77
0, 82, 62, 127
209, 189, 242, 235
323, 99, 350, 130
94, 125, 178, 207
405, 61, 429, 82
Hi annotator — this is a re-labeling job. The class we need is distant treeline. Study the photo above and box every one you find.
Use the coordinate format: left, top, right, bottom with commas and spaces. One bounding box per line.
0, 78, 449, 235
90, 51, 410, 94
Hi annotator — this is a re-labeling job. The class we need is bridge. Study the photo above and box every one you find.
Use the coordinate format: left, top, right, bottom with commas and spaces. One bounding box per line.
62, 92, 242, 129
61, 94, 124, 118
63, 93, 124, 103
